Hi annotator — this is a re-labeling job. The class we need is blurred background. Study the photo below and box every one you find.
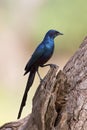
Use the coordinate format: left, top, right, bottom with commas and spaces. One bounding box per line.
0, 0, 87, 125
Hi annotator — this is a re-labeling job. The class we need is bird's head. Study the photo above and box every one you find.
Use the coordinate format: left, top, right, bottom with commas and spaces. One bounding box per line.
45, 29, 63, 39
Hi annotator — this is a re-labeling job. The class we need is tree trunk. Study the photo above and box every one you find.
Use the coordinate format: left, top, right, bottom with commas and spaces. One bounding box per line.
0, 37, 87, 130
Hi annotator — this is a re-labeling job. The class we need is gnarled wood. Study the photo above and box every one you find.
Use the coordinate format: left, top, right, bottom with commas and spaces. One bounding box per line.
0, 37, 87, 130
63, 36, 87, 130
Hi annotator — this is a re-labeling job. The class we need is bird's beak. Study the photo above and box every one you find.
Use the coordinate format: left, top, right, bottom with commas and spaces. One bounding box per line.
59, 32, 63, 35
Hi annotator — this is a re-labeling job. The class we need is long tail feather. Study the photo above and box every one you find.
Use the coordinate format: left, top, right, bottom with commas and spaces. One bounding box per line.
17, 69, 36, 119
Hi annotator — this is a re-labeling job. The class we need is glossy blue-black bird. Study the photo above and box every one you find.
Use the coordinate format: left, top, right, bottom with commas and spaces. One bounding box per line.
17, 29, 63, 119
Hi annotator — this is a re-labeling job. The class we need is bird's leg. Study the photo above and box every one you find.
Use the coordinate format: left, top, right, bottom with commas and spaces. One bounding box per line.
37, 70, 42, 81
40, 64, 58, 68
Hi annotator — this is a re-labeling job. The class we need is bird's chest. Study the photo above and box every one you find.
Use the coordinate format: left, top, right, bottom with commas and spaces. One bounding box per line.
38, 41, 54, 65
43, 43, 54, 59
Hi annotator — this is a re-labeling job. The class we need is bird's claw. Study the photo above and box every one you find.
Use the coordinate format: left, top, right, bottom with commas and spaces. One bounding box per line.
38, 76, 43, 82
49, 64, 59, 68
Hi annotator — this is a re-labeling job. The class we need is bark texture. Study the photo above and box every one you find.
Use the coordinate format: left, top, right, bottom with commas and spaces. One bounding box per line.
0, 37, 87, 130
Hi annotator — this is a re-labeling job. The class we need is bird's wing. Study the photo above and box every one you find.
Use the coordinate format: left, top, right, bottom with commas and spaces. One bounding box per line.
25, 43, 44, 71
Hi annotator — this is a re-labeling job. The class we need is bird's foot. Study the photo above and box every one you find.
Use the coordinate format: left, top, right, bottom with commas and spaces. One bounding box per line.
49, 64, 59, 68
40, 77, 43, 82
41, 64, 59, 68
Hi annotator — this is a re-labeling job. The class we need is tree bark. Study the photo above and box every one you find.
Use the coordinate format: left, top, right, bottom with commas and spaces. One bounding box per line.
0, 37, 87, 130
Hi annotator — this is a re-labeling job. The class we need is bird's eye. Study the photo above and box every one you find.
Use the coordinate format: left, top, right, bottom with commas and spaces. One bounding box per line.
55, 31, 59, 35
